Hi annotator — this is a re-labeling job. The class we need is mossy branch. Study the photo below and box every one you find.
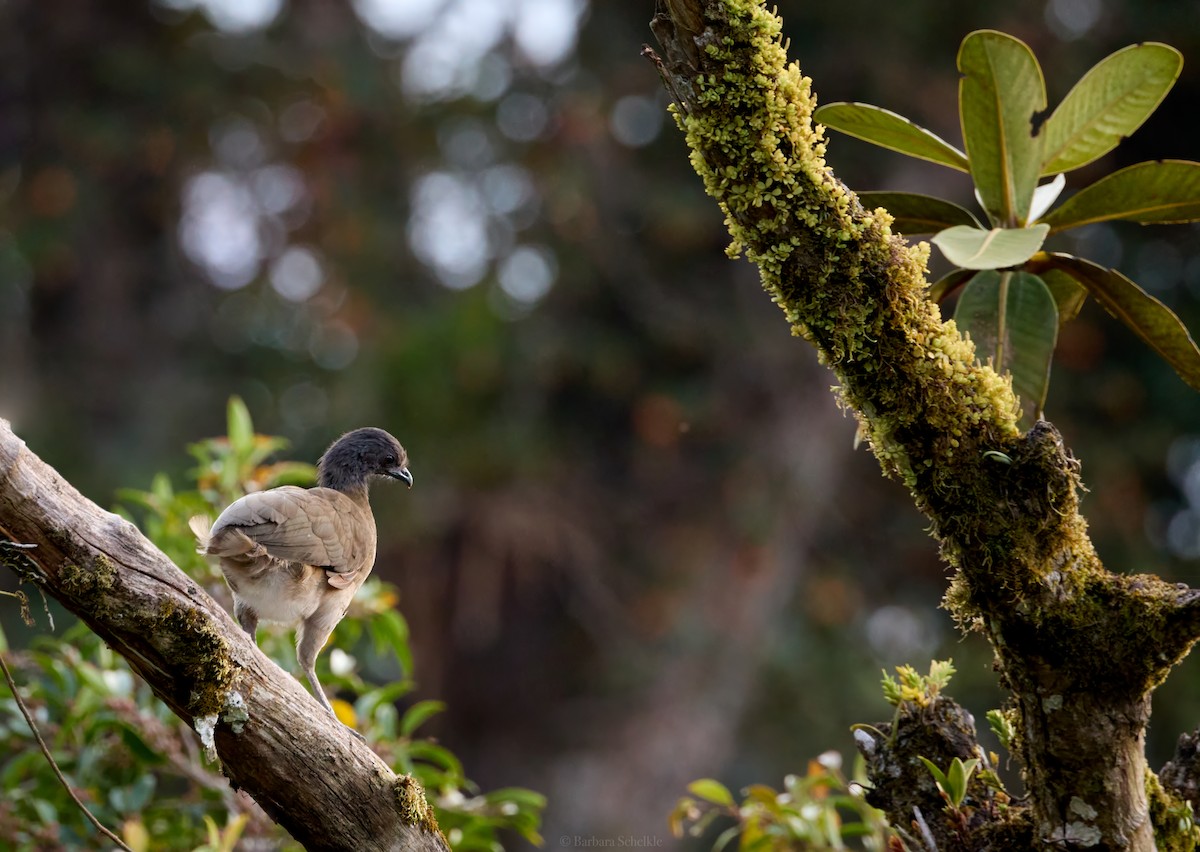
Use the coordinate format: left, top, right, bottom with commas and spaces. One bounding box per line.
0, 419, 448, 852
649, 2, 1200, 848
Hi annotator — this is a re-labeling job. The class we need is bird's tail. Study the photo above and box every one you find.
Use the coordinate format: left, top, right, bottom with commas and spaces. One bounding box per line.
188, 515, 213, 553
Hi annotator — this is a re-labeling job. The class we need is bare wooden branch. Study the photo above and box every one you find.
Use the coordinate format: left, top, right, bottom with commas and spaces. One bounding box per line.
0, 419, 448, 852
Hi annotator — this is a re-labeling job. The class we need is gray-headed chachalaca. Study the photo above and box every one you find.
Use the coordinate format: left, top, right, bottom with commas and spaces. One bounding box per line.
191, 427, 412, 733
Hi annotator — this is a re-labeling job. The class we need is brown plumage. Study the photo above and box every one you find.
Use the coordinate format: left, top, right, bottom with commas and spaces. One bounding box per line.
190, 427, 412, 733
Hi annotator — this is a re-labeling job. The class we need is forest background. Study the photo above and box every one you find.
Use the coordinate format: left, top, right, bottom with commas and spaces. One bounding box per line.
3, 0, 1200, 845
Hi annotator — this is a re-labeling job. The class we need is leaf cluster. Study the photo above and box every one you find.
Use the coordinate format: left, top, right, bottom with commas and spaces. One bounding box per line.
670, 752, 892, 851
817, 33, 1200, 425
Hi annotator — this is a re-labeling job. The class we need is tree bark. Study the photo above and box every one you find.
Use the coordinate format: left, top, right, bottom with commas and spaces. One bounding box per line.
648, 2, 1200, 849
0, 419, 448, 852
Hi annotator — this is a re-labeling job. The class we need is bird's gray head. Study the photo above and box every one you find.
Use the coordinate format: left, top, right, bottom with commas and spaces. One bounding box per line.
317, 427, 413, 493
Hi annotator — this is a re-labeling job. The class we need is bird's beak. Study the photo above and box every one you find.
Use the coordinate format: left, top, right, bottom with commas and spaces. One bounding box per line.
389, 466, 414, 488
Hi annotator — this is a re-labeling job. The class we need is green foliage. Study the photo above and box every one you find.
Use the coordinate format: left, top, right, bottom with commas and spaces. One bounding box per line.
880, 659, 956, 708
0, 398, 544, 851
671, 753, 892, 851
858, 191, 980, 234
931, 223, 1049, 270
953, 271, 1058, 425
816, 30, 1200, 426
808, 102, 968, 171
957, 30, 1046, 226
986, 708, 1016, 752
1039, 43, 1182, 175
917, 755, 979, 810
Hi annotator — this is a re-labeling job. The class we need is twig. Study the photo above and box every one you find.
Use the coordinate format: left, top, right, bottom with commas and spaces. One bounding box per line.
0, 652, 134, 852
1, 588, 33, 627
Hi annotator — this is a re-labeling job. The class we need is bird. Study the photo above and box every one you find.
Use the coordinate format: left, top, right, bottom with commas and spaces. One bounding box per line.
190, 427, 412, 734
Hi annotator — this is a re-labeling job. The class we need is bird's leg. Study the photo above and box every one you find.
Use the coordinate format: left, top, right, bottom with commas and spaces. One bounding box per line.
296, 618, 365, 740
233, 600, 259, 640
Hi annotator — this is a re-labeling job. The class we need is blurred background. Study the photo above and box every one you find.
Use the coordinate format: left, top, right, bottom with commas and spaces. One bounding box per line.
3, 0, 1200, 845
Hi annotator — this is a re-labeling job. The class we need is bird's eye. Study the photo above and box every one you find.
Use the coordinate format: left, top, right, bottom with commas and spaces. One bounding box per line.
383, 455, 396, 467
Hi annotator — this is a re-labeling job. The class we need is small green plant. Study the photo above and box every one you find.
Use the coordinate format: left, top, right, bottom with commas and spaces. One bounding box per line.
918, 755, 979, 810
670, 752, 893, 851
816, 32, 1200, 425
0, 398, 544, 851
880, 659, 956, 708
986, 707, 1017, 752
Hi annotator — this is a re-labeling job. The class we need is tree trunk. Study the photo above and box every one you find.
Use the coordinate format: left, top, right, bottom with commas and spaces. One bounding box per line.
0, 419, 448, 852
647, 2, 1200, 848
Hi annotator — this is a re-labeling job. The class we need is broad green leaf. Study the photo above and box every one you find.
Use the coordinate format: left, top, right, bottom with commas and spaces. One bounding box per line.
399, 699, 446, 737
1040, 43, 1182, 175
370, 609, 414, 676
958, 31, 1046, 225
929, 268, 977, 304
814, 102, 970, 171
408, 739, 465, 778
686, 778, 736, 807
1036, 265, 1089, 326
1030, 253, 1200, 392
931, 223, 1049, 270
955, 270, 1059, 425
946, 757, 979, 808
859, 191, 980, 234
1039, 160, 1200, 233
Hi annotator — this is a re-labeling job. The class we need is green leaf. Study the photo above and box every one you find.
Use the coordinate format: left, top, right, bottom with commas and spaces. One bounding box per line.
400, 700, 446, 737
1037, 265, 1089, 326
917, 756, 950, 791
225, 396, 255, 456
370, 609, 414, 676
712, 825, 740, 852
483, 787, 548, 810
1027, 253, 1200, 392
1039, 160, 1200, 233
958, 30, 1046, 225
407, 739, 464, 778
814, 102, 969, 171
931, 224, 1049, 270
356, 679, 415, 724
955, 270, 1059, 425
1040, 43, 1182, 175
859, 191, 980, 235
686, 778, 736, 807
946, 757, 979, 808
929, 268, 977, 304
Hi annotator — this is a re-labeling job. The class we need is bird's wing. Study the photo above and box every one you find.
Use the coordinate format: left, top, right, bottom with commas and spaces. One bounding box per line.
209, 486, 369, 574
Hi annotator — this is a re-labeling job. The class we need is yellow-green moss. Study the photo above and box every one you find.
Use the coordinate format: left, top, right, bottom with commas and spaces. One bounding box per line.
60, 554, 118, 600
394, 774, 445, 842
1148, 769, 1199, 852
676, 0, 1022, 494
155, 599, 236, 718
